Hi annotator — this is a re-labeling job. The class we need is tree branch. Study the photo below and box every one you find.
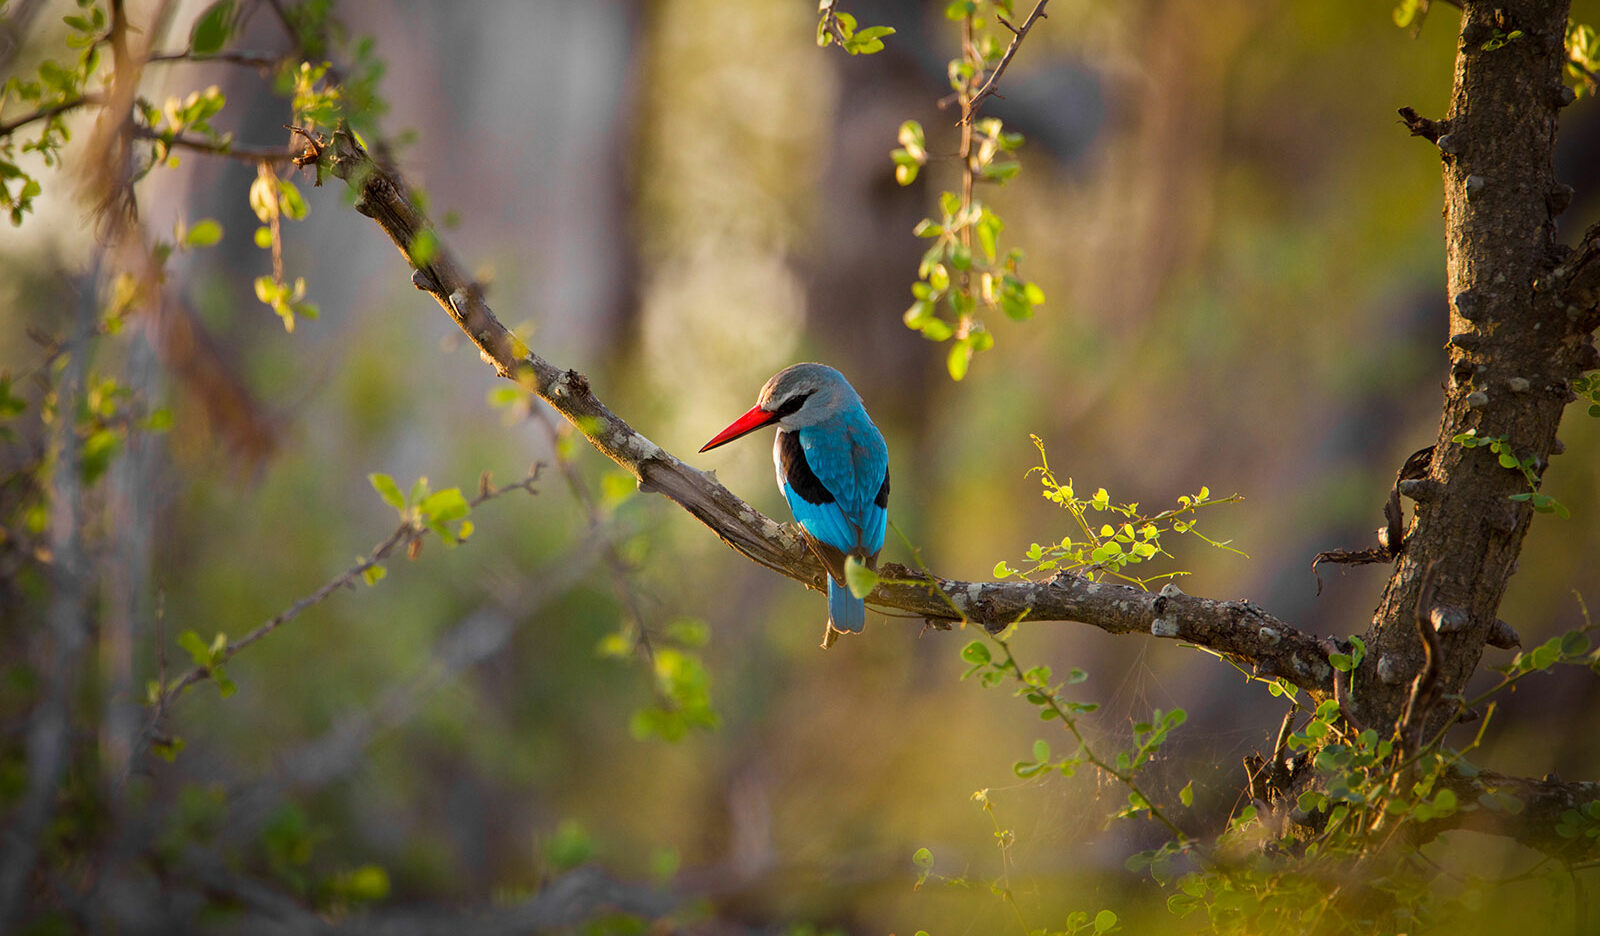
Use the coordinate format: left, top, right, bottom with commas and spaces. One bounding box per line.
146, 48, 286, 67
323, 127, 1335, 695
131, 123, 303, 163
1426, 769, 1600, 861
138, 467, 542, 755
966, 0, 1052, 115
1355, 0, 1592, 728
0, 93, 101, 138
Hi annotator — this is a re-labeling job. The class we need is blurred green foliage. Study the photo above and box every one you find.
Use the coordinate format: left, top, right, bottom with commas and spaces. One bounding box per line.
3, 1, 1600, 934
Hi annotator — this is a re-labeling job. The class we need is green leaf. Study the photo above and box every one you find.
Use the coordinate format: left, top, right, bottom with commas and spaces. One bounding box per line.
336, 865, 390, 903
1393, 0, 1426, 29
945, 0, 976, 20
189, 0, 235, 55
947, 339, 973, 381
1094, 909, 1119, 933
912, 846, 934, 869
80, 428, 121, 483
665, 617, 710, 648
184, 218, 223, 247
1179, 780, 1194, 808
277, 179, 308, 220
368, 472, 405, 509
487, 385, 525, 409
177, 630, 210, 667
544, 819, 594, 872
844, 555, 878, 599
596, 632, 633, 658
960, 641, 991, 665
412, 229, 438, 266
419, 487, 470, 524
361, 562, 386, 586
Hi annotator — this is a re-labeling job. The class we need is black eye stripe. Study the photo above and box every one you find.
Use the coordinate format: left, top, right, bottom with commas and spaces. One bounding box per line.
769, 390, 814, 421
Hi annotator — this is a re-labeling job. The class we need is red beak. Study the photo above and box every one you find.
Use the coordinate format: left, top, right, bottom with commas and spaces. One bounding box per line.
700, 403, 779, 452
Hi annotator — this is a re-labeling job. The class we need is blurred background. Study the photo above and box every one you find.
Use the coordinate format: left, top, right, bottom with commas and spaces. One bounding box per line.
4, 0, 1600, 932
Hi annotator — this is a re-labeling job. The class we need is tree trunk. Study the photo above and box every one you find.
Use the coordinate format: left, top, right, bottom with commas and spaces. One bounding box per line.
1356, 0, 1597, 729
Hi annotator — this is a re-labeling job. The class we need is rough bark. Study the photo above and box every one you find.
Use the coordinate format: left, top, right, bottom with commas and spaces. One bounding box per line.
1354, 0, 1600, 730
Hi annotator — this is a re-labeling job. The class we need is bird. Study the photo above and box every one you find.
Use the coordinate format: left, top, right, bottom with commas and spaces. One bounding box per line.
699, 363, 889, 646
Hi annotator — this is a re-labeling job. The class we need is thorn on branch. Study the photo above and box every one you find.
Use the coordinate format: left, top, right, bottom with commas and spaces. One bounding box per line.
1548, 183, 1575, 216
1398, 106, 1445, 143
1486, 618, 1522, 649
1311, 446, 1431, 593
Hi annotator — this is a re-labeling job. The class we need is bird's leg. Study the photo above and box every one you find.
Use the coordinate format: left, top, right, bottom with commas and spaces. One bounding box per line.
820, 623, 840, 650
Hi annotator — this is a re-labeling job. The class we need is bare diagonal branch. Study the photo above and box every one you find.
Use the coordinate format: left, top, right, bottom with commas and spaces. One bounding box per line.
324, 127, 1336, 696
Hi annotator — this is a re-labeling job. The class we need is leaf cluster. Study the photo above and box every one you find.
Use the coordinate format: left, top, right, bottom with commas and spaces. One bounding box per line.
814, 4, 895, 56
0, 0, 105, 223
1451, 428, 1569, 518
889, 1, 1046, 380
991, 435, 1242, 588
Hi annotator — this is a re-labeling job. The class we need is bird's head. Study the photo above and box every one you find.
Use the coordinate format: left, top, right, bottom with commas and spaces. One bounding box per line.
699, 362, 860, 452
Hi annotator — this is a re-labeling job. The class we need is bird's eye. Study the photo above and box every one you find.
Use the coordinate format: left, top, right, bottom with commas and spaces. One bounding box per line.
770, 390, 814, 420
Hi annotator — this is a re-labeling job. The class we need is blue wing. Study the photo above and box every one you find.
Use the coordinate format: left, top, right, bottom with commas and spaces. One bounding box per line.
785, 407, 888, 558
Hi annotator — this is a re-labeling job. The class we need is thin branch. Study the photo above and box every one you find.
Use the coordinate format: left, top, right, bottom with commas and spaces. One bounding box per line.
324, 127, 1337, 696
0, 93, 102, 138
146, 48, 286, 67
136, 467, 541, 757
966, 0, 1051, 116
131, 124, 301, 163
1424, 769, 1600, 862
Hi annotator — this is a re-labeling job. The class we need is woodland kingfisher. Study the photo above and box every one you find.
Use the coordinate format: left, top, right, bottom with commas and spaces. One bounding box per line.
699, 363, 889, 646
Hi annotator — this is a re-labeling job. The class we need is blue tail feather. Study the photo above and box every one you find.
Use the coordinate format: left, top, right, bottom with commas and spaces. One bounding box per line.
827, 578, 865, 633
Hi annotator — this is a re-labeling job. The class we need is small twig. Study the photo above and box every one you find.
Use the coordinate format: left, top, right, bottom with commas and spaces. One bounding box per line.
0, 93, 103, 138
135, 466, 542, 759
965, 0, 1052, 117
990, 633, 1194, 847
146, 48, 286, 67
1397, 105, 1445, 144
130, 123, 301, 163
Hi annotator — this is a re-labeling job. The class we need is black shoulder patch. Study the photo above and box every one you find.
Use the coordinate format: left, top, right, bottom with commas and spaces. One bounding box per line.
779, 430, 835, 505
875, 468, 890, 509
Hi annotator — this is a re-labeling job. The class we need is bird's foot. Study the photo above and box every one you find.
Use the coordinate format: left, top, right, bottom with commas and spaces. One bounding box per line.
820, 624, 841, 650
